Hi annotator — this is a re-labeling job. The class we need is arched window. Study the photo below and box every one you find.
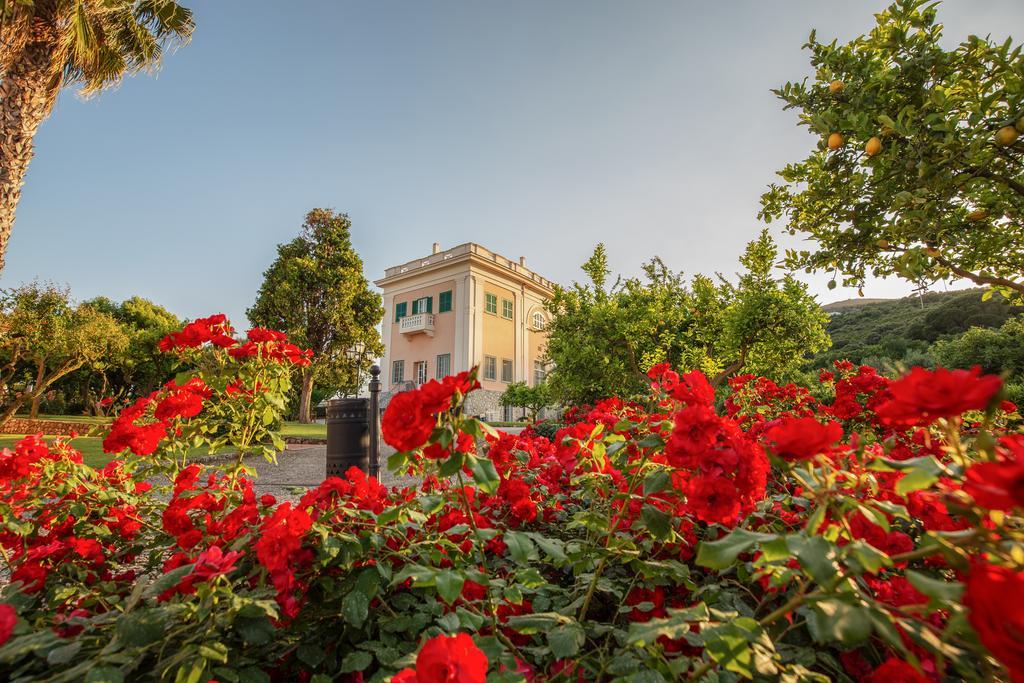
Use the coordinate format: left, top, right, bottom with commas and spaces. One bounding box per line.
532, 311, 545, 330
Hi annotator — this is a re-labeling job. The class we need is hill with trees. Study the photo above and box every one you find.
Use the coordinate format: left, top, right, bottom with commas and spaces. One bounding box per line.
813, 287, 1023, 374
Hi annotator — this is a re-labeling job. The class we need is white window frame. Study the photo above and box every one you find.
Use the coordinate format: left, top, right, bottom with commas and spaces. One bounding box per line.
414, 361, 428, 385
485, 293, 498, 315
392, 359, 405, 385
436, 353, 451, 379
533, 360, 546, 386
483, 355, 497, 381
502, 298, 513, 319
501, 359, 513, 383
532, 311, 545, 330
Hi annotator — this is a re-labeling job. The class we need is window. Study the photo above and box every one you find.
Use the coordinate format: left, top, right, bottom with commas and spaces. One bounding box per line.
483, 356, 497, 381
392, 359, 405, 384
501, 359, 513, 383
412, 296, 432, 315
394, 302, 407, 322
436, 353, 451, 379
534, 360, 546, 386
532, 312, 545, 330
502, 298, 513, 319
414, 361, 428, 385
438, 290, 452, 313
485, 292, 498, 315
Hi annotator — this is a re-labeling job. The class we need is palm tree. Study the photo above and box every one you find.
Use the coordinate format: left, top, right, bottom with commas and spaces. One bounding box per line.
0, 0, 193, 273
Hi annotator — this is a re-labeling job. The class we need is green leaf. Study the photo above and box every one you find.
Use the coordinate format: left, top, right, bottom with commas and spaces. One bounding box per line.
343, 590, 370, 628
504, 531, 536, 564
435, 570, 465, 605
117, 609, 168, 647
871, 456, 945, 495
641, 504, 672, 540
895, 457, 944, 495
805, 599, 872, 646
547, 621, 586, 659
507, 612, 573, 633
696, 530, 777, 570
703, 618, 765, 679
234, 615, 276, 646
142, 565, 193, 600
643, 469, 672, 495
787, 535, 840, 584
526, 533, 567, 562
626, 604, 710, 646
46, 642, 82, 666
340, 651, 373, 673
470, 456, 500, 494
297, 642, 325, 669
85, 666, 125, 683
906, 570, 963, 602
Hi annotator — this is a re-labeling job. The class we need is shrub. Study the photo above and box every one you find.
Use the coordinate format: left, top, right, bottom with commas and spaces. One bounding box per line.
0, 326, 1022, 682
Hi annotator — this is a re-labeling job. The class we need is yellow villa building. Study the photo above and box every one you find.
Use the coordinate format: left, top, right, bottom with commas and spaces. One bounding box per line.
374, 242, 554, 420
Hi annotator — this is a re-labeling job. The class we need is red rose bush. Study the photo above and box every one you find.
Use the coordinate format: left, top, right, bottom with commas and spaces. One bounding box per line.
1, 329, 1023, 682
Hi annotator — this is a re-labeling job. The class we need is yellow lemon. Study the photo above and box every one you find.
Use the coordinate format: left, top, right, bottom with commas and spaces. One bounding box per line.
995, 125, 1019, 146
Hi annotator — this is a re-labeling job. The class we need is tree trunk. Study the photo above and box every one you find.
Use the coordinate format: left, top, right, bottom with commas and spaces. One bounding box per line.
712, 348, 749, 388
298, 368, 315, 424
0, 35, 59, 274
29, 359, 44, 417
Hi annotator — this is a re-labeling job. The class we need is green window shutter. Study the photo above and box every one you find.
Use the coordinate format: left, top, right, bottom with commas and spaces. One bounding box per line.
439, 290, 452, 313
426, 296, 433, 313
412, 299, 420, 315
395, 302, 407, 321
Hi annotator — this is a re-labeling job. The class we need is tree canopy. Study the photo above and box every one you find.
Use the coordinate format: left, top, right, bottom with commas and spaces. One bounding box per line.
760, 0, 1024, 300
248, 209, 384, 423
0, 283, 127, 422
544, 231, 829, 405
499, 381, 552, 422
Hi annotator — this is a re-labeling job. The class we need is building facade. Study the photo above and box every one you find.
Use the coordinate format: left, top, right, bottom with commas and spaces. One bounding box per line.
374, 243, 554, 420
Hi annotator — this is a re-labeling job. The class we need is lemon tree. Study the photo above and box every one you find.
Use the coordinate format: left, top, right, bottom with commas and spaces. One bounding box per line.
761, 0, 1024, 300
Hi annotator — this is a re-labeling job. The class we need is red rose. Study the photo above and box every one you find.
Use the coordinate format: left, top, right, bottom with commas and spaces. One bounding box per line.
864, 657, 928, 683
686, 474, 741, 525
665, 404, 720, 468
964, 561, 1024, 682
412, 633, 488, 683
247, 327, 287, 343
762, 417, 843, 461
964, 460, 1024, 512
0, 603, 16, 645
875, 366, 1002, 426
155, 379, 211, 421
442, 370, 481, 396
382, 390, 438, 452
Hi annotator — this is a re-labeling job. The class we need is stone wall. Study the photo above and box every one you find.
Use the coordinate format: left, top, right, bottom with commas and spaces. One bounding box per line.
381, 388, 507, 422
0, 418, 101, 436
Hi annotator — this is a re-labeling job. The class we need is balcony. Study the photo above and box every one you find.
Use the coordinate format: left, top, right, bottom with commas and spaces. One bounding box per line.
399, 313, 435, 337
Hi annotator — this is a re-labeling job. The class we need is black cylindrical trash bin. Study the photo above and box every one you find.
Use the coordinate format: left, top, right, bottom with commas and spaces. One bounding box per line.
326, 398, 370, 476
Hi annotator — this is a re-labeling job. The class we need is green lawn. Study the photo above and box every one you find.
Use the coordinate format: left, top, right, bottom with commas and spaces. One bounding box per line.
32, 414, 112, 425
12, 415, 325, 440
281, 421, 327, 440
1, 435, 112, 468
0, 435, 238, 469
0, 417, 322, 469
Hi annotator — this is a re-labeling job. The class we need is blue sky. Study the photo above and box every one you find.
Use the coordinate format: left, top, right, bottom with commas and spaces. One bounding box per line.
3, 0, 1023, 326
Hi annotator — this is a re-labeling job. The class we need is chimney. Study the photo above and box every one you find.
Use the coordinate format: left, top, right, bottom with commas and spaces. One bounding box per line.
432, 242, 441, 255
519, 256, 526, 266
